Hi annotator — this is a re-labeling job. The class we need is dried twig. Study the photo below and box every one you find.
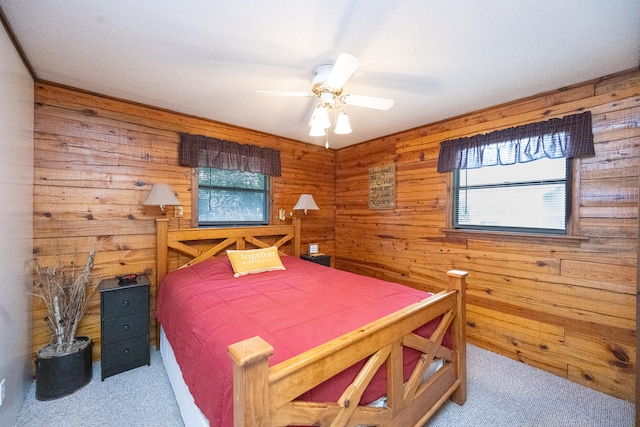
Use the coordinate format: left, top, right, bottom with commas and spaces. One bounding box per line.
31, 251, 96, 355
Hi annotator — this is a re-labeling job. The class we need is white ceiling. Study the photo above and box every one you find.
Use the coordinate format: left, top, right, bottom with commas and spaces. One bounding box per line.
1, 1, 639, 149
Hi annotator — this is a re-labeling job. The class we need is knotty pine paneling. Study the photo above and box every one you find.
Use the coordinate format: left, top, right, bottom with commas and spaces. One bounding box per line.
32, 82, 335, 364
335, 68, 640, 401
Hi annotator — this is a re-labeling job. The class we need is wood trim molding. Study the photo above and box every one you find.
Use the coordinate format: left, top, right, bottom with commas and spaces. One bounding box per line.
441, 228, 588, 246
190, 168, 198, 228
0, 5, 36, 78
567, 158, 580, 236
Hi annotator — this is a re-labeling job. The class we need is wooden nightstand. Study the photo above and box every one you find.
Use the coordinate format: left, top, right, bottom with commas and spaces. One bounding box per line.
99, 274, 150, 380
300, 253, 331, 267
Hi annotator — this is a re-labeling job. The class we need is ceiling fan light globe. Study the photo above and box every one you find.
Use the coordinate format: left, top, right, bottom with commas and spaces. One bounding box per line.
309, 123, 326, 137
334, 112, 352, 134
313, 106, 331, 129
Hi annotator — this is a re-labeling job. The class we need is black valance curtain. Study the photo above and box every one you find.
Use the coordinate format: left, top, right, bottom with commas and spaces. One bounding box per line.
178, 133, 281, 177
437, 112, 594, 173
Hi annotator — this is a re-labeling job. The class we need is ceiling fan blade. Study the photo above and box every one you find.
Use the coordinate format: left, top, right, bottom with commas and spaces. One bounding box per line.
326, 53, 360, 90
257, 90, 314, 97
342, 94, 394, 110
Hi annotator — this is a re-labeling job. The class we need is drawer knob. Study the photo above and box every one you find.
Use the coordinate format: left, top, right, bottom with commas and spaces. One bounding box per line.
122, 300, 130, 307
122, 324, 130, 332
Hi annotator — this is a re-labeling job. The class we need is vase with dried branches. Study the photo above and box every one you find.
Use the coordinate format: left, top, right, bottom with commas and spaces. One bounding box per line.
31, 250, 97, 400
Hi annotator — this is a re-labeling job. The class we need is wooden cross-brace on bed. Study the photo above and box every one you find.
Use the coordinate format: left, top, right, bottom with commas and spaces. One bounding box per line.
156, 218, 301, 283
228, 270, 468, 427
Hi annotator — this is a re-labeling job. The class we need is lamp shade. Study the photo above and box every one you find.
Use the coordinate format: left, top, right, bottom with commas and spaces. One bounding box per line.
143, 184, 181, 210
309, 123, 326, 137
292, 194, 319, 215
311, 106, 331, 129
334, 112, 352, 134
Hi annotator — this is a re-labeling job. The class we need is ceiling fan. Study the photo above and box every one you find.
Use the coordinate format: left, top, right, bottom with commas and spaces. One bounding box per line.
258, 53, 394, 147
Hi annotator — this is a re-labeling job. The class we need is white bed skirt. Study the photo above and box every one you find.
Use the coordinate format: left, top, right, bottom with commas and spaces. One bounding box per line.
160, 326, 210, 427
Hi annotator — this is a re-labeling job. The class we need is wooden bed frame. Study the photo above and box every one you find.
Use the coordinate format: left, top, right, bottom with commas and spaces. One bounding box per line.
155, 218, 467, 427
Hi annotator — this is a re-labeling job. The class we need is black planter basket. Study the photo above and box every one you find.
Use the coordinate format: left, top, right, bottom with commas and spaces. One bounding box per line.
35, 336, 93, 400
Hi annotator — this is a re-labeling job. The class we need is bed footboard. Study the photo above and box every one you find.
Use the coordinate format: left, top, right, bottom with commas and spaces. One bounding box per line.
228, 270, 467, 427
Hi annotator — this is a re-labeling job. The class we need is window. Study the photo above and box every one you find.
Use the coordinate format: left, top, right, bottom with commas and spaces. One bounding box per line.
439, 112, 594, 238
454, 157, 569, 234
197, 167, 269, 226
178, 132, 281, 227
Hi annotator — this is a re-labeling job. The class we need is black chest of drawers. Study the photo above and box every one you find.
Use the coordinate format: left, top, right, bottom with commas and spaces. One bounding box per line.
300, 253, 331, 267
99, 275, 150, 380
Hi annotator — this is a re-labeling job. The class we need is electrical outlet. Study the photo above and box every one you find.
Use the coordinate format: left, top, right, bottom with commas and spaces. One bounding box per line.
0, 378, 5, 406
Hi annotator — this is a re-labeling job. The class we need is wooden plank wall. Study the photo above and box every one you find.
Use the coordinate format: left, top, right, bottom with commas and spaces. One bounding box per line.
32, 82, 335, 363
335, 68, 639, 401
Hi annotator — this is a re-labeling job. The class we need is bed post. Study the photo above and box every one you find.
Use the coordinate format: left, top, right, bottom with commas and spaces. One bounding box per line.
292, 218, 301, 257
155, 218, 169, 349
228, 336, 274, 427
447, 269, 468, 405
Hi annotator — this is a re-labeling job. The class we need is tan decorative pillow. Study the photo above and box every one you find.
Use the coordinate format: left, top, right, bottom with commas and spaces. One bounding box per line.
226, 246, 286, 278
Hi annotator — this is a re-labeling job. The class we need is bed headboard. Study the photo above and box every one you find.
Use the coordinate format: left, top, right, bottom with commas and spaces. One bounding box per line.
155, 218, 301, 286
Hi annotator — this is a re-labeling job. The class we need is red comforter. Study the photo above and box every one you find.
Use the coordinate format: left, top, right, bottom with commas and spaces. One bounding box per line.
156, 255, 442, 427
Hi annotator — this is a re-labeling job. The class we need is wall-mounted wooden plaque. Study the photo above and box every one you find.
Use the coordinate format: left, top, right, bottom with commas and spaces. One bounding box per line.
369, 164, 395, 210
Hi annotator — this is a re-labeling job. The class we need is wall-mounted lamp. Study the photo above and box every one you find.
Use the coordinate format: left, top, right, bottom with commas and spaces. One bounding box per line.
143, 183, 182, 214
291, 194, 319, 215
